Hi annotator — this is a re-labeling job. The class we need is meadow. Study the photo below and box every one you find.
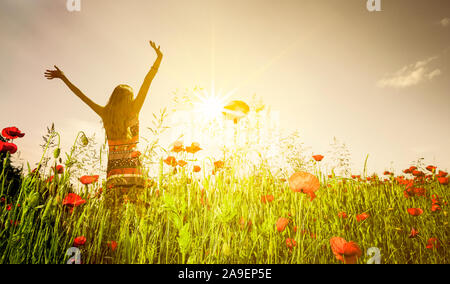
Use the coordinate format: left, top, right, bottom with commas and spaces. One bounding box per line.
0, 120, 448, 264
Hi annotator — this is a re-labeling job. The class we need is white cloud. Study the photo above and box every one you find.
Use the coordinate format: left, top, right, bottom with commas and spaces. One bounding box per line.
377, 56, 442, 88
440, 17, 450, 27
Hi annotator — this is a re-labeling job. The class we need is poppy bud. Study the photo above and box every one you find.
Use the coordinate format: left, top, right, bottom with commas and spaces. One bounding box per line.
80, 133, 89, 146
53, 148, 60, 159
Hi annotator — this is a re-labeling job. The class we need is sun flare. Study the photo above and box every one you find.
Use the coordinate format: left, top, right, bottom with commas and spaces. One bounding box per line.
193, 89, 229, 120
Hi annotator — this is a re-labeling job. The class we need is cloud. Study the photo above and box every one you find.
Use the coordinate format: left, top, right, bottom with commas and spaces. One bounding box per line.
377, 56, 442, 88
440, 18, 450, 27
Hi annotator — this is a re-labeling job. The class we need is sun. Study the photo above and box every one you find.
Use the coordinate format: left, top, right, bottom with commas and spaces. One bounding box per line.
193, 89, 230, 121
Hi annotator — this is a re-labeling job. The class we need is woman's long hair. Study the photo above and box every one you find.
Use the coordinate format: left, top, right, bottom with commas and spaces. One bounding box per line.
103, 84, 134, 140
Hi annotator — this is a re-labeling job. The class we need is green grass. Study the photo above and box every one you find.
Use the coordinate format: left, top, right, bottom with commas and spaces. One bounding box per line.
0, 151, 448, 264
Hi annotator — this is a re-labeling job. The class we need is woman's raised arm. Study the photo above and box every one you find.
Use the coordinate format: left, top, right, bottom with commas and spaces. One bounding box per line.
45, 65, 104, 117
133, 41, 163, 114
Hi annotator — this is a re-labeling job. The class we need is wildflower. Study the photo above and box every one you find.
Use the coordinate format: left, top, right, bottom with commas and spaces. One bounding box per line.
409, 228, 419, 238
312, 155, 324, 162
46, 176, 54, 183
426, 165, 437, 172
177, 160, 187, 167
338, 212, 348, 219
107, 241, 118, 251
223, 100, 250, 124
0, 141, 17, 154
164, 156, 177, 167
286, 238, 297, 250
276, 217, 290, 232
2, 127, 25, 139
403, 169, 412, 174
383, 171, 392, 176
288, 171, 320, 201
0, 197, 4, 203
171, 141, 184, 153
185, 142, 202, 154
437, 170, 447, 178
356, 213, 369, 222
80, 175, 99, 185
261, 195, 274, 204
437, 177, 449, 185
214, 160, 224, 169
426, 238, 441, 250
412, 170, 424, 177
414, 187, 426, 197
6, 204, 12, 211
62, 193, 86, 207
330, 237, 362, 264
73, 236, 86, 247
55, 165, 64, 174
193, 165, 201, 173
431, 203, 441, 212
239, 217, 252, 231
407, 208, 423, 216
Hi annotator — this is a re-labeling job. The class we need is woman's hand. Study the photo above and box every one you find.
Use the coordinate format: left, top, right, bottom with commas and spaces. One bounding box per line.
44, 65, 65, 80
149, 41, 163, 58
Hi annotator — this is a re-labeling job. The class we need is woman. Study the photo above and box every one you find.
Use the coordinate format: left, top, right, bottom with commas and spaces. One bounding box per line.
45, 40, 162, 208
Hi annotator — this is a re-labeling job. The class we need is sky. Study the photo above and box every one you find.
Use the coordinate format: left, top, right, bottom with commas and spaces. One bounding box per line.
1, 0, 449, 175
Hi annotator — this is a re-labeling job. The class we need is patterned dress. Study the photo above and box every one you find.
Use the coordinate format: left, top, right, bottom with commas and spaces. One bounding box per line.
105, 115, 145, 205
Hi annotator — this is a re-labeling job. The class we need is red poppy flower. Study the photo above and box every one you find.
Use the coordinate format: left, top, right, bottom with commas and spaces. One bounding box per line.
431, 203, 441, 212
80, 175, 99, 185
437, 170, 448, 178
238, 217, 252, 230
2, 127, 25, 139
186, 142, 202, 154
409, 166, 417, 171
338, 212, 348, 219
356, 213, 369, 222
426, 238, 441, 250
6, 204, 12, 211
431, 194, 441, 205
437, 177, 448, 185
312, 155, 324, 162
276, 217, 290, 232
0, 141, 18, 154
177, 160, 187, 167
330, 237, 362, 264
407, 208, 423, 216
73, 236, 86, 247
413, 187, 426, 197
426, 165, 437, 172
164, 156, 177, 167
403, 169, 411, 174
171, 141, 184, 153
412, 170, 424, 177
193, 165, 201, 173
261, 195, 274, 204
55, 165, 64, 174
409, 228, 419, 238
0, 197, 5, 203
107, 240, 118, 251
62, 193, 86, 207
383, 171, 393, 176
214, 160, 224, 169
286, 238, 297, 250
289, 172, 320, 201
46, 176, 54, 183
